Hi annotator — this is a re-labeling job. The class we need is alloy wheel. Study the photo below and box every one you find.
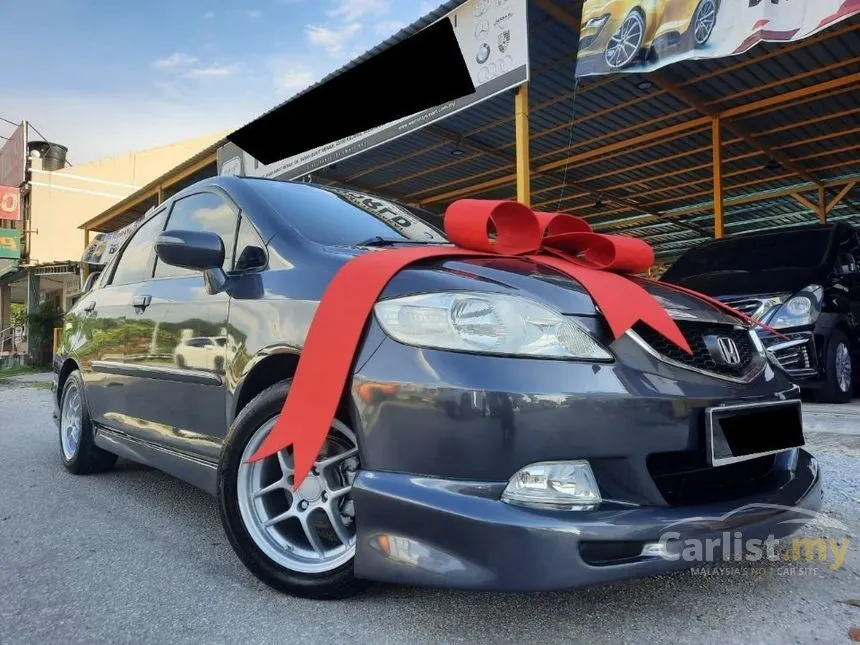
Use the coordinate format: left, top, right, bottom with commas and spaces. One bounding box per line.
236, 418, 360, 574
604, 11, 645, 69
61, 383, 83, 460
693, 0, 717, 46
835, 342, 852, 393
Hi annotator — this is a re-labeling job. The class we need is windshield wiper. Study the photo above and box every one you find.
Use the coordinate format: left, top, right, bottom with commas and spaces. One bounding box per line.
353, 236, 435, 247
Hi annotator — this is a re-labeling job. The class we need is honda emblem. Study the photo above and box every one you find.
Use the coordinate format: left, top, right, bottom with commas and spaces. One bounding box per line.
717, 337, 741, 366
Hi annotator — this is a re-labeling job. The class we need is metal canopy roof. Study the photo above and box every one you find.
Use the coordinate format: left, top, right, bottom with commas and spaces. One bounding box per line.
82, 0, 859, 265
301, 0, 860, 262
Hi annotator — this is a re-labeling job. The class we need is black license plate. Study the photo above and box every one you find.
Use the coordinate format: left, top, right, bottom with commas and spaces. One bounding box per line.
705, 400, 804, 467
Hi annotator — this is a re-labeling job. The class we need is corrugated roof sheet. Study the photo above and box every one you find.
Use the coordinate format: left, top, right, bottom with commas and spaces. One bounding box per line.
89, 0, 860, 261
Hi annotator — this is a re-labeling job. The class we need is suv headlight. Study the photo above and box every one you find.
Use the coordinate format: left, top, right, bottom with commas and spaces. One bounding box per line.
762, 285, 823, 329
373, 292, 613, 360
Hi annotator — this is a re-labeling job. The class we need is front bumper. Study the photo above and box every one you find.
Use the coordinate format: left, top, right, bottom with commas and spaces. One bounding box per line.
352, 449, 822, 590
348, 324, 820, 590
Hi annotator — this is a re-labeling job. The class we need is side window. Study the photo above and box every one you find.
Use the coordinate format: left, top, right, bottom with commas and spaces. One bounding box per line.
109, 211, 166, 286
233, 215, 267, 272
154, 192, 238, 279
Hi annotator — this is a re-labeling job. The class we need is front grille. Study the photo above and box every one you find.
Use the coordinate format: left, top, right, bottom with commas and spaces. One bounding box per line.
648, 451, 781, 506
633, 320, 757, 378
721, 297, 763, 317
774, 344, 812, 371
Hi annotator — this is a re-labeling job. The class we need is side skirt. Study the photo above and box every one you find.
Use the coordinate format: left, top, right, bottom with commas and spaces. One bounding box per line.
94, 425, 219, 496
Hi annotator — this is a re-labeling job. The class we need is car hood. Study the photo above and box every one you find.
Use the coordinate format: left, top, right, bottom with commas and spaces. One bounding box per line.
337, 247, 723, 317
662, 266, 822, 297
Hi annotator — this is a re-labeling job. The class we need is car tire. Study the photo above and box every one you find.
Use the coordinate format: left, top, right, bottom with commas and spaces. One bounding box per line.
604, 10, 646, 70
58, 370, 118, 474
813, 330, 854, 404
217, 379, 371, 600
690, 0, 718, 48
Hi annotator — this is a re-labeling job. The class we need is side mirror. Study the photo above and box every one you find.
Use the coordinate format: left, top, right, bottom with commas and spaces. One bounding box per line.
155, 230, 224, 270
155, 230, 227, 294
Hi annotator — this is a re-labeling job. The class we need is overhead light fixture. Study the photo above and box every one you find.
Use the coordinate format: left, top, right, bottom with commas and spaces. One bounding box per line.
765, 158, 781, 171
636, 79, 654, 91
451, 136, 465, 156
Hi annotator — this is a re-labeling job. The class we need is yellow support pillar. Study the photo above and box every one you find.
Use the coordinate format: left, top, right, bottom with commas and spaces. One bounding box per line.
712, 116, 724, 239
515, 84, 531, 207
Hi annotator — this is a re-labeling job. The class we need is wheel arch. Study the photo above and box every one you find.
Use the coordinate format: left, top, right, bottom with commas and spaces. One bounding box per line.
56, 357, 82, 405
232, 351, 301, 422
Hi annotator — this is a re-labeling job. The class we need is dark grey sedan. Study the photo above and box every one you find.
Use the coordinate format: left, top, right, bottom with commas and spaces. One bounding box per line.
53, 176, 822, 599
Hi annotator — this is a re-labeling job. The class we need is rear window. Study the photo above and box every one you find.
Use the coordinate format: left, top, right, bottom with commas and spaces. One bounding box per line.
662, 228, 833, 282
246, 179, 447, 246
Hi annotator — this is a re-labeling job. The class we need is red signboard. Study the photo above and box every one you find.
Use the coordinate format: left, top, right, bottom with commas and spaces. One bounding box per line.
0, 122, 27, 188
0, 186, 20, 221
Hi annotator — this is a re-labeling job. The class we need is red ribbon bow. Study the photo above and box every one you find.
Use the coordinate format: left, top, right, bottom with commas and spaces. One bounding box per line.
248, 200, 755, 487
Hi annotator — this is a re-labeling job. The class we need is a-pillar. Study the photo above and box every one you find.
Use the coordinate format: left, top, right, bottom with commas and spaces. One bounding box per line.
26, 270, 40, 363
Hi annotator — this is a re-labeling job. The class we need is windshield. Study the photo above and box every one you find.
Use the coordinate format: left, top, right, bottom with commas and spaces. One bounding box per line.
247, 179, 448, 246
662, 228, 833, 283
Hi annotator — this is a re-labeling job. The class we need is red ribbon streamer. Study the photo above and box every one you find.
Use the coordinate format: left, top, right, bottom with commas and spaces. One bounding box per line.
248, 200, 762, 487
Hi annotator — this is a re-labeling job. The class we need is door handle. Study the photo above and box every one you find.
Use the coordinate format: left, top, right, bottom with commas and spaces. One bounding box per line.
132, 295, 152, 311
84, 301, 96, 312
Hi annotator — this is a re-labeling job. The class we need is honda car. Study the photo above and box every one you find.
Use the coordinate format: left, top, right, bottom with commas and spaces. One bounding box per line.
661, 223, 860, 403
53, 176, 820, 599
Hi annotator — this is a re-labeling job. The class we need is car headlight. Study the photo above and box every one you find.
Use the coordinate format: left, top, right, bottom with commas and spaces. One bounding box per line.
762, 285, 823, 329
373, 292, 613, 360
584, 14, 609, 29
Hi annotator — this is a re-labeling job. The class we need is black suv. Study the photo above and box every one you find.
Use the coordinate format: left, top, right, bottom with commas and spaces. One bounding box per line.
661, 223, 860, 403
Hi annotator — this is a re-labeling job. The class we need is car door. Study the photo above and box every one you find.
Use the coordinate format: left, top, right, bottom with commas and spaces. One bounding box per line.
122, 190, 238, 461
81, 209, 167, 433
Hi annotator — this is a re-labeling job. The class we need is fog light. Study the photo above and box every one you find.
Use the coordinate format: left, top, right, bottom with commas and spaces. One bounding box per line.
501, 460, 601, 510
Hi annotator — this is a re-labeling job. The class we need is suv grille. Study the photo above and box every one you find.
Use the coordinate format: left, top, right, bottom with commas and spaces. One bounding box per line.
632, 320, 757, 378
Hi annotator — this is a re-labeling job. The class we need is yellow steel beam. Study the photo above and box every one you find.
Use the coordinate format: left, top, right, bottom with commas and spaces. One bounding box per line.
514, 84, 531, 206
790, 191, 820, 214
157, 184, 165, 205
422, 72, 860, 206
826, 181, 857, 215
712, 117, 724, 239
602, 173, 860, 224
722, 72, 860, 119
651, 72, 820, 184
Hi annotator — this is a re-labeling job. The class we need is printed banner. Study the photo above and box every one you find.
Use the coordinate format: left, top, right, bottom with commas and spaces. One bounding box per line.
0, 186, 21, 221
0, 228, 21, 260
575, 0, 860, 77
0, 122, 27, 188
219, 0, 529, 180
81, 218, 141, 266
